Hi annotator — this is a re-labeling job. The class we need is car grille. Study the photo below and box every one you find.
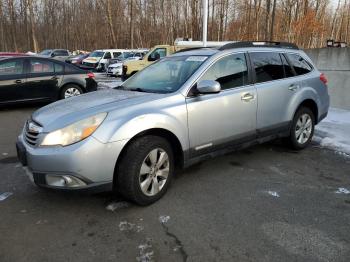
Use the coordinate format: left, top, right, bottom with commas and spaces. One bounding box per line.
24, 120, 42, 146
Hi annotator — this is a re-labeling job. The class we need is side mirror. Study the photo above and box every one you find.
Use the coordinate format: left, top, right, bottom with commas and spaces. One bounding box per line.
196, 80, 221, 94
51, 53, 56, 57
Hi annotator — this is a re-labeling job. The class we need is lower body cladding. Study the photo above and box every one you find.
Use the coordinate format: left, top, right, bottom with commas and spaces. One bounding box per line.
16, 135, 128, 193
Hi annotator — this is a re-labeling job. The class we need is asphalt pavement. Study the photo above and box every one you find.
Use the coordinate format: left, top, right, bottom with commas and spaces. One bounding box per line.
0, 104, 349, 262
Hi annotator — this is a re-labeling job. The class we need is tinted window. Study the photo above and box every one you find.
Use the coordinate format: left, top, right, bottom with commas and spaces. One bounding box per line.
287, 54, 313, 75
29, 59, 54, 73
104, 52, 112, 59
54, 50, 68, 56
199, 53, 248, 90
0, 60, 24, 75
113, 52, 122, 57
54, 63, 64, 73
65, 64, 81, 73
281, 54, 295, 77
149, 48, 167, 60
250, 52, 285, 83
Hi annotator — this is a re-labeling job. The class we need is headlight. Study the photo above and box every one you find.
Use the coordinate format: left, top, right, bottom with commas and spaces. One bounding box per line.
40, 113, 107, 146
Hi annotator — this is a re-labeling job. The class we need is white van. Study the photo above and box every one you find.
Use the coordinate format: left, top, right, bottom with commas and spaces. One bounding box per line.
82, 49, 129, 71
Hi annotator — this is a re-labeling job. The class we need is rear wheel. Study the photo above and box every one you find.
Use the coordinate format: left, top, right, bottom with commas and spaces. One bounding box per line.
286, 107, 315, 150
60, 84, 83, 99
115, 136, 174, 205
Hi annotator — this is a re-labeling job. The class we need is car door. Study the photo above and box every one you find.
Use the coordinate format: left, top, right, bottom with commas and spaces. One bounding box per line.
0, 58, 27, 103
249, 51, 299, 134
25, 58, 61, 100
186, 53, 257, 157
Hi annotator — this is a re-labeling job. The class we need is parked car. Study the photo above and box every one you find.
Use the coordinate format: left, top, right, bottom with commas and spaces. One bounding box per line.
16, 41, 329, 205
65, 53, 90, 65
38, 49, 71, 61
82, 49, 129, 71
0, 56, 97, 104
107, 54, 144, 77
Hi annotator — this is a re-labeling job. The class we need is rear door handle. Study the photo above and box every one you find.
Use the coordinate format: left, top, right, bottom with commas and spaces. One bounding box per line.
288, 84, 300, 91
15, 79, 22, 84
241, 92, 255, 102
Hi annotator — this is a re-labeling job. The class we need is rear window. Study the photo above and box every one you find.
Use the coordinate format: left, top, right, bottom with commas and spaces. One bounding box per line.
250, 52, 285, 83
286, 54, 313, 75
29, 59, 54, 73
65, 64, 81, 74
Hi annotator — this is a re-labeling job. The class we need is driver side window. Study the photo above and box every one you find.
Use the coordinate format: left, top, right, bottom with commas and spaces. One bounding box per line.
199, 53, 248, 90
149, 48, 167, 60
104, 52, 112, 59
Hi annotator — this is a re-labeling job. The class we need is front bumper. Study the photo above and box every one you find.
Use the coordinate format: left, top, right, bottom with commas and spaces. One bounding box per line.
107, 67, 122, 76
17, 134, 128, 192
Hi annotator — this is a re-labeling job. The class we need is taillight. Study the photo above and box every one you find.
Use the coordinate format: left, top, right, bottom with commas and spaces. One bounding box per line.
320, 73, 328, 85
87, 72, 95, 79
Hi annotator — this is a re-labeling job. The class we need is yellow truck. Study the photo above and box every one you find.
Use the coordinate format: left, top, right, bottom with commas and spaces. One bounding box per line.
122, 45, 180, 80
122, 40, 232, 80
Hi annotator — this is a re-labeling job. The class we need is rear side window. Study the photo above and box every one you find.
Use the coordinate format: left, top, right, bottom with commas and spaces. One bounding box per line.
0, 60, 24, 75
65, 64, 81, 74
54, 63, 64, 73
250, 52, 285, 83
286, 54, 313, 75
199, 53, 248, 90
29, 59, 54, 73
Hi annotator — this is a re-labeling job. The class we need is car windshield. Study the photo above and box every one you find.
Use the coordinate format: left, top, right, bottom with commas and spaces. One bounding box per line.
39, 50, 52, 55
122, 55, 208, 93
89, 51, 104, 58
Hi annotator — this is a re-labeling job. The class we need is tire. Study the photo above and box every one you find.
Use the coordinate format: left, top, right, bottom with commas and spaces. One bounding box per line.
286, 107, 315, 150
60, 84, 83, 99
115, 136, 174, 206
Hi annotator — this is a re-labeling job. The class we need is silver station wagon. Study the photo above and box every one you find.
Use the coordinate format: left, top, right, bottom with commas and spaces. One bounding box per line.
17, 42, 329, 205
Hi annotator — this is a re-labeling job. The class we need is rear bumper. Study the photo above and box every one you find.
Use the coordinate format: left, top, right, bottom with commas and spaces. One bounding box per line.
17, 134, 128, 192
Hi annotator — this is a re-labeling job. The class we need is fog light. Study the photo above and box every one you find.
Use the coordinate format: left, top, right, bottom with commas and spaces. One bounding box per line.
46, 175, 87, 188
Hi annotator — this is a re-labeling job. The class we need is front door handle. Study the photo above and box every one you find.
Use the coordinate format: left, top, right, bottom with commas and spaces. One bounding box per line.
15, 79, 22, 84
288, 84, 300, 91
241, 93, 254, 102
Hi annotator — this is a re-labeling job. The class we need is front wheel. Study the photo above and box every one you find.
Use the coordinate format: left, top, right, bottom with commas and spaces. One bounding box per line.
115, 136, 174, 205
286, 107, 315, 150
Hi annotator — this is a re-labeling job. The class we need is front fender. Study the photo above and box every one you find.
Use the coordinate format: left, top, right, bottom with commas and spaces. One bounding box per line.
93, 112, 189, 152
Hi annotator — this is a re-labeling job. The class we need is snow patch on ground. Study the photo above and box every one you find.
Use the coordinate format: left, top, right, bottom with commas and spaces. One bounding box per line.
159, 215, 170, 224
119, 221, 144, 233
105, 201, 130, 212
97, 80, 122, 89
0, 192, 13, 201
267, 191, 280, 198
137, 238, 154, 262
314, 108, 350, 155
335, 188, 350, 194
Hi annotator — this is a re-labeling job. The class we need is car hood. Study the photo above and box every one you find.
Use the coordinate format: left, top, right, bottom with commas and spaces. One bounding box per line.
32, 89, 164, 132
109, 63, 122, 67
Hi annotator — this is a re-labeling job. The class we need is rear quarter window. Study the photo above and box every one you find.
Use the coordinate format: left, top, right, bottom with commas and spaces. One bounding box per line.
286, 53, 313, 75
65, 64, 83, 74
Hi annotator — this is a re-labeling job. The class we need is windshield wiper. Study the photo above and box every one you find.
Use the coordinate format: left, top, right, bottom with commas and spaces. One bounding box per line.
113, 85, 125, 90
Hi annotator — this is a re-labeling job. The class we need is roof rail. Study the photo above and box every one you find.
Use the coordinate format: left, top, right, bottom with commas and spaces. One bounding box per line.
219, 41, 299, 50
174, 47, 215, 53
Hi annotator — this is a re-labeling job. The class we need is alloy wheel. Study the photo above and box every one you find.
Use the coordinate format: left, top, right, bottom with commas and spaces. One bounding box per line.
139, 148, 170, 196
295, 113, 313, 144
